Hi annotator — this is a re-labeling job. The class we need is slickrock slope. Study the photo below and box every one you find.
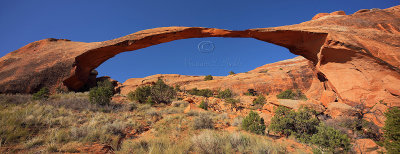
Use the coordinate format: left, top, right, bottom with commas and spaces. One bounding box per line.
0, 6, 399, 108
120, 56, 314, 96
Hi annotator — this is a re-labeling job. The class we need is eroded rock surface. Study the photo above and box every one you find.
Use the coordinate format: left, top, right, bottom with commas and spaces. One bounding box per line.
0, 6, 399, 108
120, 56, 314, 96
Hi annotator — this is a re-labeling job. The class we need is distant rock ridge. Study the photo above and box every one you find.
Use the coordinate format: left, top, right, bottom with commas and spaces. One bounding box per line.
0, 5, 399, 108
120, 56, 314, 96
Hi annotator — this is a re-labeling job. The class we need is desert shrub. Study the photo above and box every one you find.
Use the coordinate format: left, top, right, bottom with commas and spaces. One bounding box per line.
229, 71, 235, 75
150, 79, 176, 104
324, 116, 381, 140
242, 111, 266, 135
269, 106, 319, 142
128, 86, 150, 103
383, 107, 400, 154
217, 89, 233, 99
191, 130, 223, 153
259, 69, 268, 73
198, 100, 208, 110
129, 79, 176, 104
193, 114, 214, 129
276, 89, 307, 100
32, 87, 50, 100
253, 95, 266, 105
311, 123, 351, 153
188, 88, 213, 97
89, 80, 114, 106
225, 98, 240, 107
244, 89, 257, 96
204, 75, 213, 81
191, 130, 286, 154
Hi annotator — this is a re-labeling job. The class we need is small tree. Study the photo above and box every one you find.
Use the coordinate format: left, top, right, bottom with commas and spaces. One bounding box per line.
229, 71, 235, 75
383, 107, 400, 154
89, 80, 114, 106
269, 106, 319, 142
311, 123, 351, 153
204, 75, 213, 81
199, 100, 208, 110
128, 86, 151, 103
150, 79, 176, 104
242, 111, 266, 135
32, 87, 50, 100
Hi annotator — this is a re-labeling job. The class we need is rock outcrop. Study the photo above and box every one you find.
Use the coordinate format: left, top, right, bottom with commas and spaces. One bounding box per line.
0, 6, 399, 108
120, 56, 314, 96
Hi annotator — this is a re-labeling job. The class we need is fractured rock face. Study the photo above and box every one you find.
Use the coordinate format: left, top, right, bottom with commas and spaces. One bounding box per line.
0, 5, 399, 108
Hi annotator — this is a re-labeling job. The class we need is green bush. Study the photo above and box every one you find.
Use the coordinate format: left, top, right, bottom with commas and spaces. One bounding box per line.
128, 79, 176, 104
198, 100, 208, 110
244, 89, 257, 96
188, 88, 213, 97
383, 107, 400, 154
225, 98, 240, 107
204, 75, 213, 81
253, 95, 266, 105
311, 123, 351, 153
242, 111, 266, 135
127, 86, 151, 103
269, 106, 319, 142
217, 89, 233, 99
229, 71, 235, 75
89, 80, 114, 106
150, 79, 176, 104
276, 89, 307, 100
32, 87, 50, 100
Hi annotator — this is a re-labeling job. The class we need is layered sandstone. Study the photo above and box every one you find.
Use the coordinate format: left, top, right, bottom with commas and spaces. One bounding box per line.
0, 6, 399, 109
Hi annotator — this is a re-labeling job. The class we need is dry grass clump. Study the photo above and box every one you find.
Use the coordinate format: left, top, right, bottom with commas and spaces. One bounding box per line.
193, 114, 214, 130
192, 130, 286, 154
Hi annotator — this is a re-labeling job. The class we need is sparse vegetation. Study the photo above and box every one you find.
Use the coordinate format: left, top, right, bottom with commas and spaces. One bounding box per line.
128, 79, 176, 104
198, 100, 208, 110
127, 85, 151, 103
253, 95, 266, 106
242, 111, 266, 135
217, 89, 234, 99
193, 114, 214, 129
225, 98, 240, 107
89, 80, 114, 106
32, 87, 50, 100
383, 107, 400, 154
244, 88, 257, 96
269, 106, 351, 153
204, 75, 213, 81
187, 88, 213, 97
276, 89, 307, 100
269, 106, 319, 142
311, 123, 351, 153
229, 71, 235, 75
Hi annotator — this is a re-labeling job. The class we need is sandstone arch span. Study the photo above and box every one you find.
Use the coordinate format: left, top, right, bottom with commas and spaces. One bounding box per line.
0, 5, 399, 107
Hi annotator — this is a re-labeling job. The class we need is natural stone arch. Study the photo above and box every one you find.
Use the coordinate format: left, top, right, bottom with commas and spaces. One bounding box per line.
0, 6, 399, 107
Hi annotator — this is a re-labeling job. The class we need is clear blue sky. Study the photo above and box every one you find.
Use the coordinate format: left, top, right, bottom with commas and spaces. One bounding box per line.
0, 1, 398, 82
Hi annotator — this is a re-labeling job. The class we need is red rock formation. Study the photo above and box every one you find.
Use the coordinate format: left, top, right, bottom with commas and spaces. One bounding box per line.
120, 56, 314, 96
0, 6, 399, 108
